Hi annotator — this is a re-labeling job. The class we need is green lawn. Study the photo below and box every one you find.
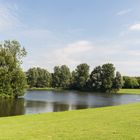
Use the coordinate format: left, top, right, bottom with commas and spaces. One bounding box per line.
28, 87, 62, 91
29, 88, 140, 94
118, 89, 140, 94
0, 103, 140, 140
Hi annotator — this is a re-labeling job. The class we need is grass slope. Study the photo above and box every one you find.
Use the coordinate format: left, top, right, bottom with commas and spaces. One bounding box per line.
29, 88, 140, 94
0, 103, 140, 140
28, 87, 63, 91
28, 87, 55, 90
118, 89, 140, 94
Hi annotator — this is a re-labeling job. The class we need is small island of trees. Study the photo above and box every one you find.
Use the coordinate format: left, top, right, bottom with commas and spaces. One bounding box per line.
26, 63, 123, 93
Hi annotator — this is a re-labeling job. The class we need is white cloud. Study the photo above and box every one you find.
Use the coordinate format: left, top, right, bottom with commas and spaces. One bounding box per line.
63, 41, 93, 54
47, 41, 93, 69
0, 4, 22, 31
117, 9, 132, 16
22, 40, 93, 71
22, 38, 140, 76
129, 23, 140, 31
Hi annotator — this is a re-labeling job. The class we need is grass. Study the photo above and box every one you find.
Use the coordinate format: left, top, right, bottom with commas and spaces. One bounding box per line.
0, 103, 140, 139
28, 87, 63, 91
118, 88, 140, 94
29, 87, 140, 95
28, 87, 54, 91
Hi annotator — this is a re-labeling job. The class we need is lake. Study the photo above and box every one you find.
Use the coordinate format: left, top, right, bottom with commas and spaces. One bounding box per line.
1, 90, 140, 117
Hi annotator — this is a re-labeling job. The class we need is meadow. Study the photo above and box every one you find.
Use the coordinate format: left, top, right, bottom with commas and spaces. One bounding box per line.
118, 89, 140, 94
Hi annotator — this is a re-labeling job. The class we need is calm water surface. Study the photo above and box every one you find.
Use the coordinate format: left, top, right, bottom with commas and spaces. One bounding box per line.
1, 90, 140, 117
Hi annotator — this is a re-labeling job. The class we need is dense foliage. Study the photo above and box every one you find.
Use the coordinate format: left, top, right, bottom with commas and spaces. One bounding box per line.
52, 65, 71, 88
0, 40, 27, 98
123, 76, 139, 88
88, 64, 123, 92
26, 67, 51, 88
71, 63, 89, 90
27, 63, 123, 93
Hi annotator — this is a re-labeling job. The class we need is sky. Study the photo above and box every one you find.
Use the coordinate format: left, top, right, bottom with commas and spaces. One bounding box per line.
0, 0, 140, 76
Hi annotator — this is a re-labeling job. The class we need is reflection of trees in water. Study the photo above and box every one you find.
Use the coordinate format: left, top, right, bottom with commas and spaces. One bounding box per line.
0, 98, 25, 117
52, 103, 89, 112
25, 100, 90, 113
53, 103, 69, 112
25, 101, 71, 113
24, 101, 52, 114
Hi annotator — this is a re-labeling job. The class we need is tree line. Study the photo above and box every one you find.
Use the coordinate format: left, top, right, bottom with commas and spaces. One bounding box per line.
123, 76, 140, 88
27, 65, 140, 91
26, 63, 124, 93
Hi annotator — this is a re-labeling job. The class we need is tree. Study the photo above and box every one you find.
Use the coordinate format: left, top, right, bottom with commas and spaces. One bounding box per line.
88, 66, 102, 91
113, 71, 123, 92
26, 67, 51, 88
136, 77, 140, 88
123, 76, 139, 88
88, 63, 122, 93
26, 68, 38, 88
52, 66, 61, 87
11, 68, 27, 98
101, 63, 115, 92
72, 63, 89, 90
52, 65, 71, 88
59, 65, 71, 88
0, 40, 27, 98
36, 68, 51, 87
4, 40, 26, 65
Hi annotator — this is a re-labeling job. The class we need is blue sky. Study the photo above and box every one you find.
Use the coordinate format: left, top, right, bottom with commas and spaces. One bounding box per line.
0, 0, 140, 75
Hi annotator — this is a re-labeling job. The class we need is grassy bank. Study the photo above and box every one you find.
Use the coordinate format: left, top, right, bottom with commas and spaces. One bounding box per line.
28, 87, 63, 91
0, 103, 140, 139
29, 87, 140, 95
28, 87, 54, 91
118, 89, 140, 94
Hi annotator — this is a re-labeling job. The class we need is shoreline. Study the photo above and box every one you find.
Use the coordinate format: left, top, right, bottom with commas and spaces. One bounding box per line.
28, 88, 140, 94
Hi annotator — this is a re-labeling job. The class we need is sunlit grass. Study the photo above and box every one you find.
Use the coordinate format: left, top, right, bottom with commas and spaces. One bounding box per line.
28, 87, 63, 91
118, 89, 140, 94
28, 87, 54, 90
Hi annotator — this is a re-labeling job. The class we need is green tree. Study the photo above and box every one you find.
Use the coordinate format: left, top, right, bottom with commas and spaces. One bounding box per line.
26, 67, 51, 88
72, 63, 89, 90
36, 68, 51, 87
11, 68, 27, 98
123, 76, 139, 88
101, 63, 115, 92
89, 63, 120, 93
0, 40, 27, 98
136, 77, 140, 88
88, 66, 102, 91
52, 66, 61, 87
26, 68, 38, 88
59, 65, 71, 88
52, 65, 71, 88
113, 71, 123, 92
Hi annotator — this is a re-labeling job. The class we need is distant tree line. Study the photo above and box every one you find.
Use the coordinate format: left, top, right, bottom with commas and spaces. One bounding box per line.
26, 63, 124, 93
123, 76, 140, 89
